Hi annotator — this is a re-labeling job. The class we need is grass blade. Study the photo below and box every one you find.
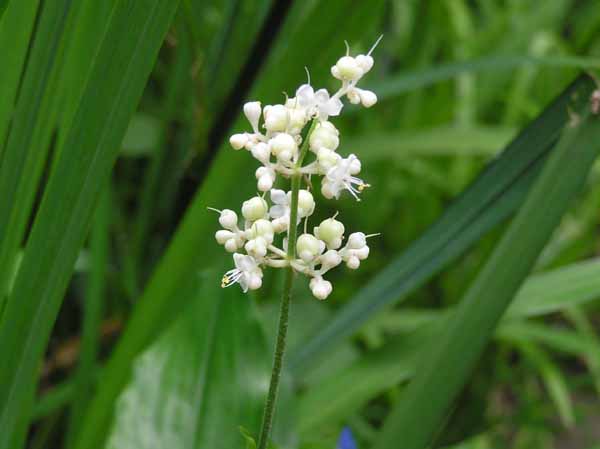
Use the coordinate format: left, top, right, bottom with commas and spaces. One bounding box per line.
289, 75, 596, 374
0, 2, 179, 447
374, 102, 600, 449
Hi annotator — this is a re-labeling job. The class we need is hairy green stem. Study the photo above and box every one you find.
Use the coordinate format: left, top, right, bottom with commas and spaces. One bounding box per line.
257, 120, 317, 449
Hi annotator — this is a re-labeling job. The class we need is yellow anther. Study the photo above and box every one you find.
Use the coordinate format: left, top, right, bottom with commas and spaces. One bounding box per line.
358, 183, 371, 192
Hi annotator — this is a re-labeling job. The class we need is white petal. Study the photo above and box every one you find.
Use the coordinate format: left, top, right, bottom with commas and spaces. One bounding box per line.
270, 188, 288, 205
296, 84, 315, 107
269, 205, 287, 219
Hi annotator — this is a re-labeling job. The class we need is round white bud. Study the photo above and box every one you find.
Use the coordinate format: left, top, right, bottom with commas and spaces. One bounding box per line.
287, 107, 308, 135
229, 133, 248, 150
257, 175, 274, 192
263, 104, 288, 132
317, 148, 340, 171
250, 142, 270, 163
333, 56, 363, 81
355, 54, 374, 73
241, 196, 268, 221
296, 189, 315, 217
320, 249, 342, 268
218, 209, 238, 229
347, 232, 367, 249
346, 255, 360, 269
246, 219, 274, 242
270, 133, 297, 162
357, 88, 377, 108
315, 218, 345, 249
296, 233, 324, 262
243, 101, 262, 130
354, 245, 370, 260
215, 230, 235, 244
245, 238, 267, 258
309, 276, 333, 300
224, 238, 238, 252
309, 121, 339, 151
347, 88, 361, 104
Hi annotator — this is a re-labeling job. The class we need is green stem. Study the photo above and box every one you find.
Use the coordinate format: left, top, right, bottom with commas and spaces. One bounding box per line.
257, 120, 317, 449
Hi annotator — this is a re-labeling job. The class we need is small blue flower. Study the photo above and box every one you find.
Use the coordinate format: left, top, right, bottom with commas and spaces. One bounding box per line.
337, 427, 357, 449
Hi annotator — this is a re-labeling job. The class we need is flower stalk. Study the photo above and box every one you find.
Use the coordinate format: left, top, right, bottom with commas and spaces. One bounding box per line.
256, 119, 317, 449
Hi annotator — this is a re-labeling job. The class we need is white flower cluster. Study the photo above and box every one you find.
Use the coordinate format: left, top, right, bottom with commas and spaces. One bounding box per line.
215, 38, 380, 300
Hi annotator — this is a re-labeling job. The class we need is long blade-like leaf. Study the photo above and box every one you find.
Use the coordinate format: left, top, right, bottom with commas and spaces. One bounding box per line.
374, 103, 600, 449
289, 75, 597, 374
0, 2, 179, 447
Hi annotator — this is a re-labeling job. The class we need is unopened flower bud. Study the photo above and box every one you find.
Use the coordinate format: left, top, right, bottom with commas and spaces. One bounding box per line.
315, 218, 345, 249
229, 133, 248, 150
320, 249, 342, 268
218, 209, 238, 229
250, 142, 270, 163
346, 255, 360, 269
243, 101, 262, 131
255, 166, 275, 192
347, 88, 361, 104
317, 148, 340, 171
246, 219, 274, 243
296, 233, 324, 263
263, 104, 288, 132
245, 237, 268, 258
297, 190, 315, 217
270, 133, 297, 162
309, 121, 339, 151
224, 238, 239, 253
347, 232, 367, 249
215, 229, 235, 244
355, 54, 374, 73
356, 88, 377, 108
242, 196, 268, 221
310, 276, 333, 300
332, 56, 363, 81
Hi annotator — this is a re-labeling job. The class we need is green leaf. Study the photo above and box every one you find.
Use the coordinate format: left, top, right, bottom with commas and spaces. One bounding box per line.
373, 99, 600, 449
0, 0, 40, 158
370, 55, 600, 101
105, 279, 270, 449
514, 340, 575, 428
120, 114, 162, 157
0, 1, 179, 447
347, 126, 516, 159
289, 75, 597, 375
506, 258, 600, 318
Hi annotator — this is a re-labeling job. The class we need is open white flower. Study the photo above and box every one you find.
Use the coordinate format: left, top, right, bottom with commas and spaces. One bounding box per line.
321, 154, 369, 201
296, 84, 343, 121
221, 253, 263, 292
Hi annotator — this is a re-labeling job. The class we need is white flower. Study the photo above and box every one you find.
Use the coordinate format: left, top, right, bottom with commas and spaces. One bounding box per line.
331, 55, 364, 81
347, 87, 377, 108
314, 217, 345, 249
296, 84, 343, 121
309, 121, 339, 152
269, 189, 315, 232
243, 101, 262, 133
241, 196, 268, 221
269, 133, 297, 163
309, 276, 333, 300
321, 154, 369, 201
263, 104, 289, 133
340, 232, 370, 269
296, 233, 325, 263
221, 253, 263, 292
255, 166, 276, 192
